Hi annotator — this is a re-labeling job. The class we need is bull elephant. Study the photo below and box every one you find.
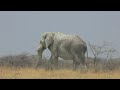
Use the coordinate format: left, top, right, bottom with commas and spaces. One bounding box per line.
36, 32, 88, 70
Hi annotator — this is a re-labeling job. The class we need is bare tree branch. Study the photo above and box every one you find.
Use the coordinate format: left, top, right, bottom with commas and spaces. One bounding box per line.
88, 41, 118, 65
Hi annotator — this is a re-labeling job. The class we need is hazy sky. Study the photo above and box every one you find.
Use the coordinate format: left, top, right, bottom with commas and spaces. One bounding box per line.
0, 11, 120, 58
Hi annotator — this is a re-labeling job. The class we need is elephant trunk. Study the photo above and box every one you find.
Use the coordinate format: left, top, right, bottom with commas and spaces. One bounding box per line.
38, 53, 42, 60
37, 49, 44, 60
36, 48, 45, 68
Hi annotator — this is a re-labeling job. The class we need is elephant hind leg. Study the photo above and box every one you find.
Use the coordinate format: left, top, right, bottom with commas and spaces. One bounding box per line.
73, 55, 81, 70
80, 53, 87, 69
73, 61, 80, 70
73, 54, 87, 70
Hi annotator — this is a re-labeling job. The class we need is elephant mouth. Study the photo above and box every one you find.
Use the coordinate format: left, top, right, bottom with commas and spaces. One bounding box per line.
36, 44, 46, 51
37, 45, 45, 53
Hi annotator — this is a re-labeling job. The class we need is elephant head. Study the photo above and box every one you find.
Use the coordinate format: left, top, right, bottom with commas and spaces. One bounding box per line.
41, 32, 55, 48
36, 32, 55, 60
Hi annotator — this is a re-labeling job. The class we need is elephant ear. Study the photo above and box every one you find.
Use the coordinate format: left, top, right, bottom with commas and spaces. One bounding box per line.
45, 34, 53, 48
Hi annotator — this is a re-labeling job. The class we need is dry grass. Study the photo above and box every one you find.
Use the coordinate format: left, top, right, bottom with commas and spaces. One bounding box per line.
0, 67, 120, 79
1, 54, 120, 79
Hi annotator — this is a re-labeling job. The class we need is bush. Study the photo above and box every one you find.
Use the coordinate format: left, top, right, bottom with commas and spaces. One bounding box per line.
0, 53, 120, 72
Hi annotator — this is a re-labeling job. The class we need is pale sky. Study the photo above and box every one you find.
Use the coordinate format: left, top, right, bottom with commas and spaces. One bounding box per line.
0, 11, 120, 58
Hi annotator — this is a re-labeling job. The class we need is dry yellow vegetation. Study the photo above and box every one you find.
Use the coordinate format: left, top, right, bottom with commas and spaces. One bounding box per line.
0, 67, 120, 79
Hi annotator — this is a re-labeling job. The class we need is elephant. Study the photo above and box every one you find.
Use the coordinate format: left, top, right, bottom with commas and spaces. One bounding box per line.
36, 32, 88, 70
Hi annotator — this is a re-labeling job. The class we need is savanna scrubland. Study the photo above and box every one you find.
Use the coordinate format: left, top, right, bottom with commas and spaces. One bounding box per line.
0, 53, 120, 79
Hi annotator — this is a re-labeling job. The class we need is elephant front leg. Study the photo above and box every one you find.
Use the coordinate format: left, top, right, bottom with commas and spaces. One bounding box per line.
47, 55, 58, 70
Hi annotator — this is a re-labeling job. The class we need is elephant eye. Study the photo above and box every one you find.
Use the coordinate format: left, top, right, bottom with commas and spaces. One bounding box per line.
40, 40, 42, 43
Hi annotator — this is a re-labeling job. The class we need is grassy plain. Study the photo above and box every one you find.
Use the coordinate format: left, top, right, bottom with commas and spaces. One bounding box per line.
0, 66, 120, 79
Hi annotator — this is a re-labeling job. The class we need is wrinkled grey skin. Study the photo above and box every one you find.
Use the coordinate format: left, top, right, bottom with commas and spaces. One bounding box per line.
36, 32, 87, 70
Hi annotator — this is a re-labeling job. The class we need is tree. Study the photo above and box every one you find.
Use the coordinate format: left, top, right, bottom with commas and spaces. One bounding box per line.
88, 41, 118, 66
